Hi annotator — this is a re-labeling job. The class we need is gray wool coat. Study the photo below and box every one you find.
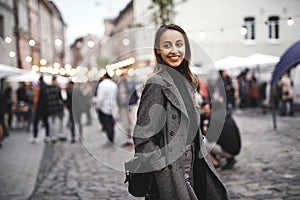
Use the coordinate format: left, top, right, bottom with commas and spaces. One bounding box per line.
133, 70, 229, 200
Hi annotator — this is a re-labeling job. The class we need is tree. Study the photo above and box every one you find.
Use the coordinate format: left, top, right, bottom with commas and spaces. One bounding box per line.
148, 0, 187, 26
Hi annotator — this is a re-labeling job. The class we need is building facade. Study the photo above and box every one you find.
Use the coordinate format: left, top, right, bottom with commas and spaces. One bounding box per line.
101, 0, 134, 64
133, 0, 300, 62
0, 0, 66, 72
173, 0, 300, 62
0, 0, 17, 67
70, 34, 101, 69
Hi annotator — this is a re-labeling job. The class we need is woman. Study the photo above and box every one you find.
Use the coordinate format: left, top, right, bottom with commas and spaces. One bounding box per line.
133, 24, 228, 199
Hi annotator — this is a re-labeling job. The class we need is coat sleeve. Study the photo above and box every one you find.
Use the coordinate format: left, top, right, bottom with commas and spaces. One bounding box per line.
133, 76, 167, 170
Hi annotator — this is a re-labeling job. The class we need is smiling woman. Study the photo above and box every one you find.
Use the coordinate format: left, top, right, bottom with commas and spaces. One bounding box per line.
130, 24, 229, 200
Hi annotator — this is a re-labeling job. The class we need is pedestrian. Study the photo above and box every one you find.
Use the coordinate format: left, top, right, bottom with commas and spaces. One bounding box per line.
206, 111, 241, 170
4, 86, 13, 133
29, 76, 50, 143
47, 76, 64, 141
25, 82, 34, 132
132, 24, 228, 200
278, 72, 294, 116
116, 72, 139, 147
66, 81, 84, 142
197, 75, 210, 103
219, 70, 235, 111
95, 73, 117, 144
16, 82, 29, 123
258, 81, 268, 114
199, 102, 220, 168
235, 69, 249, 108
201, 102, 241, 170
0, 90, 6, 148
247, 75, 259, 107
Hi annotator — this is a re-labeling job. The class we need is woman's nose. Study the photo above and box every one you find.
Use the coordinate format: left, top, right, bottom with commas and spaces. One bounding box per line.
170, 46, 178, 53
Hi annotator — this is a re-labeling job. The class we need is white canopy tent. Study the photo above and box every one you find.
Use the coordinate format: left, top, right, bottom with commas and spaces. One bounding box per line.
214, 54, 280, 80
242, 54, 280, 68
6, 72, 70, 88
214, 56, 245, 70
214, 54, 280, 70
6, 72, 41, 83
0, 64, 27, 79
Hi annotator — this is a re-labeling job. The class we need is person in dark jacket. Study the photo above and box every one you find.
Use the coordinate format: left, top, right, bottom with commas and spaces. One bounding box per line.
4, 86, 13, 130
29, 76, 50, 143
47, 76, 64, 141
205, 111, 241, 170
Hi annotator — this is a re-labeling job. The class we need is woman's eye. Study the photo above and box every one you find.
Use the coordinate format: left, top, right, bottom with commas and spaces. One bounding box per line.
176, 42, 183, 47
163, 43, 171, 49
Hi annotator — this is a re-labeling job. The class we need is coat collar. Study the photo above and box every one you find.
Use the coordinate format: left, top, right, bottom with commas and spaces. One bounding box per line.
158, 68, 201, 126
158, 69, 190, 120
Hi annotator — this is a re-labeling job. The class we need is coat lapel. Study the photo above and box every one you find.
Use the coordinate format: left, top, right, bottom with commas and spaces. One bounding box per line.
159, 70, 189, 119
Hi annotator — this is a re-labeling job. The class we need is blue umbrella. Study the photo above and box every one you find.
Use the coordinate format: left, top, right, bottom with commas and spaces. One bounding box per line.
271, 40, 300, 86
270, 40, 300, 130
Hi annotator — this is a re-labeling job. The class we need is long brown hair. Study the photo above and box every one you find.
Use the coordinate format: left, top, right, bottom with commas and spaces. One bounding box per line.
153, 24, 197, 87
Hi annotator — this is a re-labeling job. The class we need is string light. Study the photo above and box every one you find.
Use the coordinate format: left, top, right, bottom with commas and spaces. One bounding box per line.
25, 56, 32, 63
53, 62, 60, 68
28, 39, 36, 46
240, 26, 248, 36
122, 38, 130, 46
287, 17, 294, 26
9, 51, 16, 57
40, 58, 47, 66
87, 40, 95, 48
55, 38, 63, 46
5, 36, 12, 43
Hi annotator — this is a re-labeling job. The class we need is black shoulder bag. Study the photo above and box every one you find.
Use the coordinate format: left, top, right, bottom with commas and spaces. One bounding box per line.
124, 101, 168, 197
124, 156, 156, 197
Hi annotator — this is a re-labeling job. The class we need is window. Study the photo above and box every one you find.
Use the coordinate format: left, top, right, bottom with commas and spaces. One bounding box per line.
0, 15, 4, 38
244, 17, 255, 41
268, 16, 280, 40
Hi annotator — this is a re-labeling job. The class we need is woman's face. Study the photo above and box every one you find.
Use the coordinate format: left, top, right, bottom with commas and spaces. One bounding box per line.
157, 29, 185, 68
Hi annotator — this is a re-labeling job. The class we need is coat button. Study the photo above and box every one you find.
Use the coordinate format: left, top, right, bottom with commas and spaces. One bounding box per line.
170, 131, 175, 136
168, 165, 172, 169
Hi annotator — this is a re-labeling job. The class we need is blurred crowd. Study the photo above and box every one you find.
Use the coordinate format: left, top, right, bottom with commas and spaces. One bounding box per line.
195, 67, 295, 170
0, 70, 142, 149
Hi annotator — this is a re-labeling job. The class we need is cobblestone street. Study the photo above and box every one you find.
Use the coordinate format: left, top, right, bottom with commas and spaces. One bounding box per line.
22, 110, 300, 199
220, 110, 300, 200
